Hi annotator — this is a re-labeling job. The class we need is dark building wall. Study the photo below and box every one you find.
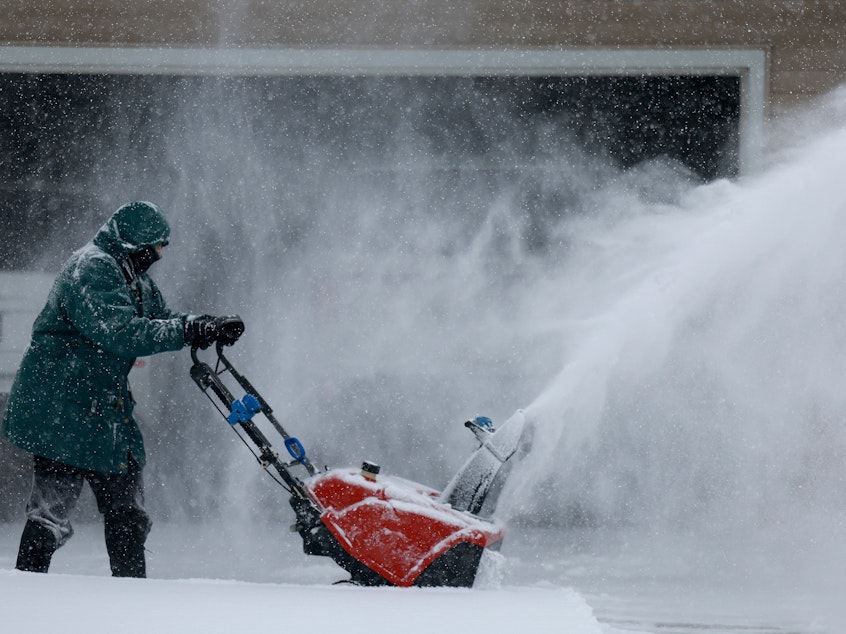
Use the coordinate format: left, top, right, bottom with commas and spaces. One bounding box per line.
0, 72, 741, 271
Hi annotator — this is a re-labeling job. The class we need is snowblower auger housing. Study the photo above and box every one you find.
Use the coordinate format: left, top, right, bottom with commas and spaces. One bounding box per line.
190, 335, 525, 588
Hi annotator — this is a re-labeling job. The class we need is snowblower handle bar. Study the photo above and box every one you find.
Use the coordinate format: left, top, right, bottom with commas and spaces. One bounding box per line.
189, 342, 278, 422
189, 343, 317, 499
209, 343, 275, 419
209, 343, 316, 475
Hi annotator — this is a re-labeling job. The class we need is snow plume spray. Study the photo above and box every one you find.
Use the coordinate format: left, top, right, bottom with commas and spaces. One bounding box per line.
499, 89, 846, 593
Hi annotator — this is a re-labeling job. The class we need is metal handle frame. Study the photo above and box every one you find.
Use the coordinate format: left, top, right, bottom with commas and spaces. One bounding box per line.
190, 341, 317, 499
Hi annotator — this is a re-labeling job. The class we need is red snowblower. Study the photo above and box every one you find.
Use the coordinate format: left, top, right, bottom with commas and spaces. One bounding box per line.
190, 317, 526, 587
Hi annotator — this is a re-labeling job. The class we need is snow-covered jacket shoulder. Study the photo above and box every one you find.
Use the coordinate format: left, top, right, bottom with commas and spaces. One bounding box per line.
0, 228, 187, 473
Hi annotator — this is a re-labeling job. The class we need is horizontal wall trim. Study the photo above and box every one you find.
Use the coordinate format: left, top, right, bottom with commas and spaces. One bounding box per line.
0, 46, 764, 76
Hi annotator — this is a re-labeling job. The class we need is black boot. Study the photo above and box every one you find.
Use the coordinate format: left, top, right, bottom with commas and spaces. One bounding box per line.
104, 509, 151, 578
16, 520, 58, 573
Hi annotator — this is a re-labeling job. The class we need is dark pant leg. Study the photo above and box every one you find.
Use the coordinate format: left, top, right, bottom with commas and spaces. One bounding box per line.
16, 455, 85, 573
86, 456, 152, 578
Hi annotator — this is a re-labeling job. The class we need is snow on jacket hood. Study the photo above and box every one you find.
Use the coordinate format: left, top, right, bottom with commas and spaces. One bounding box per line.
95, 201, 171, 256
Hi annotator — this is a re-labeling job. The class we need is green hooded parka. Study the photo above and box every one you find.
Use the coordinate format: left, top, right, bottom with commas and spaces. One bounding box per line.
1, 202, 187, 473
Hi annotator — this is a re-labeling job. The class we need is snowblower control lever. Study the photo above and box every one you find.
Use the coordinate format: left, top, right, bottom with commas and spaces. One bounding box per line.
228, 394, 262, 426
284, 437, 307, 463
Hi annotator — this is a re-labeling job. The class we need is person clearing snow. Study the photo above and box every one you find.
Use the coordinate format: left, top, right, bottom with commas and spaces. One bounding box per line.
0, 201, 242, 577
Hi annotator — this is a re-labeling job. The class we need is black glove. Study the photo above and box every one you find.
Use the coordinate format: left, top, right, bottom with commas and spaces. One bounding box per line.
184, 314, 245, 349
184, 314, 217, 349
214, 315, 245, 346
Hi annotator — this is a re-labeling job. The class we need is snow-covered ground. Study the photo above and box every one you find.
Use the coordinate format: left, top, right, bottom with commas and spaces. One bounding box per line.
0, 569, 598, 634
0, 520, 828, 634
0, 521, 603, 634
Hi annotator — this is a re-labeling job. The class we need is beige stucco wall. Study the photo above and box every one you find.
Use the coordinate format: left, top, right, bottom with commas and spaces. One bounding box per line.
1, 1, 844, 113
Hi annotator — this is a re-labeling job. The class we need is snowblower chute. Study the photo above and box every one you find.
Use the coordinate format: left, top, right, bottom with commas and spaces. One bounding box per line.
190, 319, 525, 587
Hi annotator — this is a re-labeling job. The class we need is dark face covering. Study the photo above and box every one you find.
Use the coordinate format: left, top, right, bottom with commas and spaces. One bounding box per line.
128, 245, 161, 275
